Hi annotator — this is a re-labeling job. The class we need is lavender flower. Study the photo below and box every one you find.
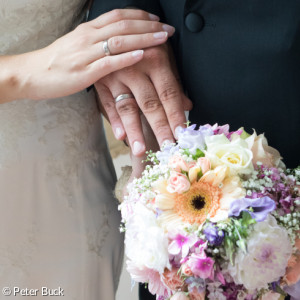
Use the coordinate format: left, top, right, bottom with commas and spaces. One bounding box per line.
203, 223, 224, 246
228, 196, 276, 222
177, 125, 213, 154
156, 143, 179, 164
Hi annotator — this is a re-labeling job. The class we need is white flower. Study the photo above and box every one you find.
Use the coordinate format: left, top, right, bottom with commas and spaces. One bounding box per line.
228, 215, 292, 291
207, 282, 227, 300
205, 134, 253, 175
125, 203, 170, 274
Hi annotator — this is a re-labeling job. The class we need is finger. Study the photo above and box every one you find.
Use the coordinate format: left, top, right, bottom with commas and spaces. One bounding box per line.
150, 67, 188, 139
167, 43, 193, 111
89, 50, 144, 81
105, 31, 169, 55
182, 92, 193, 111
112, 86, 146, 156
95, 20, 175, 43
90, 9, 160, 29
94, 82, 126, 140
88, 32, 168, 63
127, 76, 175, 146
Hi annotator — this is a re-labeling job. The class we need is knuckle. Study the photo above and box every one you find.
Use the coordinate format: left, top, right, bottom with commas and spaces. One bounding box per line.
152, 120, 172, 138
110, 9, 123, 21
150, 21, 160, 31
159, 87, 180, 103
145, 47, 165, 65
169, 109, 185, 123
109, 36, 123, 51
70, 60, 81, 71
141, 97, 162, 113
122, 66, 137, 79
102, 99, 115, 112
99, 57, 111, 69
118, 19, 130, 31
116, 101, 138, 116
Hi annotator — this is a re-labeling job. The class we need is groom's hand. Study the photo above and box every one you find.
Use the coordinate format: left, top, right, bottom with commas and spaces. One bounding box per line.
95, 42, 192, 156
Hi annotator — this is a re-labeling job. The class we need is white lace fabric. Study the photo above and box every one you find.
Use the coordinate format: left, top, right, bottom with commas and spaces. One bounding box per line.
0, 1, 123, 299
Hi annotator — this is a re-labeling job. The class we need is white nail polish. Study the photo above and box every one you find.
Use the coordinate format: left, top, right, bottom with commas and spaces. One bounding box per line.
115, 127, 123, 139
153, 32, 168, 39
132, 50, 144, 58
149, 13, 160, 21
162, 24, 175, 35
133, 141, 144, 154
175, 126, 183, 139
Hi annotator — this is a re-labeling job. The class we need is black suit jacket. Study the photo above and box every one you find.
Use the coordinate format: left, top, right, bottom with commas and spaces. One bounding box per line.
89, 0, 300, 168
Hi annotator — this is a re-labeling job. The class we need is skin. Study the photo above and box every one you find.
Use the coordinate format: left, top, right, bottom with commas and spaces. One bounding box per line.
0, 9, 175, 103
95, 10, 193, 156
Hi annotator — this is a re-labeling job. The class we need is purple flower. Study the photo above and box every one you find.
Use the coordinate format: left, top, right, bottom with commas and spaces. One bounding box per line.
203, 223, 224, 246
156, 143, 179, 164
168, 231, 198, 258
187, 253, 214, 279
228, 196, 276, 222
177, 124, 213, 154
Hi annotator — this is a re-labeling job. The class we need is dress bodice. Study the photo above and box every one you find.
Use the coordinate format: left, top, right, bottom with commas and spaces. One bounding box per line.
0, 0, 88, 55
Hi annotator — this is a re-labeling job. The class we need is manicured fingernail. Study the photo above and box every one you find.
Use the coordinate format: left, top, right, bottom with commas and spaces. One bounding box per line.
175, 126, 184, 139
132, 50, 144, 58
162, 24, 175, 35
153, 31, 168, 39
133, 141, 144, 155
115, 127, 123, 139
149, 13, 160, 21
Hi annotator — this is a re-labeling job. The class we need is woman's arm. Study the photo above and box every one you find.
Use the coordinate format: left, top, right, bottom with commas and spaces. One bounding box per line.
0, 9, 174, 104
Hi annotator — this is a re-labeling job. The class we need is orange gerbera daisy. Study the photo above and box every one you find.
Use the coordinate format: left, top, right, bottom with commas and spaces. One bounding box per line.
153, 165, 245, 230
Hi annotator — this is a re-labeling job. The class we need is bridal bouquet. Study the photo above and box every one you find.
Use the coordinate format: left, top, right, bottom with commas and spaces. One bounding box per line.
120, 123, 300, 300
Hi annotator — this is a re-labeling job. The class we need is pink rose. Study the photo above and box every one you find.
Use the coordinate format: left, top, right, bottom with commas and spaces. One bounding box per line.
181, 263, 193, 276
168, 155, 189, 172
285, 236, 300, 285
246, 132, 282, 167
189, 287, 205, 300
167, 171, 190, 194
197, 157, 211, 174
171, 292, 189, 300
163, 268, 185, 290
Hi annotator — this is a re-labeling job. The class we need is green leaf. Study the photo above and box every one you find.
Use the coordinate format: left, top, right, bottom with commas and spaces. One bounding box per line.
192, 148, 205, 160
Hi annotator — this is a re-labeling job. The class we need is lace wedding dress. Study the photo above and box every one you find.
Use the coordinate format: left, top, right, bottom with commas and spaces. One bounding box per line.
0, 1, 123, 299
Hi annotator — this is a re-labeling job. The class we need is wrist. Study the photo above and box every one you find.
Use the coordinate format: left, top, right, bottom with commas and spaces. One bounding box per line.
0, 52, 40, 103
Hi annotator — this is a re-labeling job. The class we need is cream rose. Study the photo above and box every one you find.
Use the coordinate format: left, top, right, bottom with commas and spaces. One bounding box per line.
246, 131, 283, 168
205, 134, 253, 175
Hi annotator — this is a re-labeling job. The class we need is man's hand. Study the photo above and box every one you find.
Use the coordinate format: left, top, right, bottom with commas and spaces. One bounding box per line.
95, 42, 192, 156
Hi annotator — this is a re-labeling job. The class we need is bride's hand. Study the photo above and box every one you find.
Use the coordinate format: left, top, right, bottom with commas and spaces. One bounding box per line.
0, 9, 175, 102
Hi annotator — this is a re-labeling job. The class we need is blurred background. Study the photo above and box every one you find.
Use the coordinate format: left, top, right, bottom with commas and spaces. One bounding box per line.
103, 119, 138, 300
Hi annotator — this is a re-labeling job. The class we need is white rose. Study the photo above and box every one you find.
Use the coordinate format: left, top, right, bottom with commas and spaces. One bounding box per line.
227, 215, 292, 291
205, 134, 253, 175
125, 203, 170, 274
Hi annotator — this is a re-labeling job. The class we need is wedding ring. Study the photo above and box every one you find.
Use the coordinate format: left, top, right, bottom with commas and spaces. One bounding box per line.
103, 40, 111, 56
115, 93, 135, 103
